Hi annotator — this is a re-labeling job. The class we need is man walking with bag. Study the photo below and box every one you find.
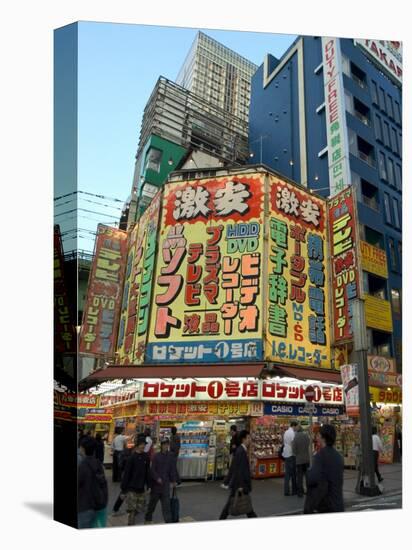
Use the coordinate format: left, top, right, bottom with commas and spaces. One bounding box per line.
219, 430, 257, 520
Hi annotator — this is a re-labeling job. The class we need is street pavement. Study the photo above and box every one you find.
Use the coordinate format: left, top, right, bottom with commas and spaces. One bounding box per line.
105, 462, 402, 527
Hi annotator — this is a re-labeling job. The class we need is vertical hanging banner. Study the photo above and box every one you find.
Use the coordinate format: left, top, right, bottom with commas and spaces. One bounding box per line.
322, 37, 351, 196
147, 175, 265, 363
79, 225, 128, 356
328, 186, 360, 343
340, 364, 359, 416
266, 177, 331, 368
54, 225, 76, 353
116, 192, 162, 364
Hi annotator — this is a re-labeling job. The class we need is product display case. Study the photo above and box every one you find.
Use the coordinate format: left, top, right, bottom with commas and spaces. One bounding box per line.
177, 421, 212, 479
249, 417, 288, 478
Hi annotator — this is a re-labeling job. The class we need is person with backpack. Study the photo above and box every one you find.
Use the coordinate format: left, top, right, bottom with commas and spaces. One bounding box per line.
78, 436, 108, 529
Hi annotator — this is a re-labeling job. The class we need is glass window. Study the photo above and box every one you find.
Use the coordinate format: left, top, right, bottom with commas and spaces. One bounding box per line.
394, 101, 401, 124
378, 152, 387, 180
362, 271, 369, 294
383, 193, 392, 223
370, 80, 378, 104
392, 197, 400, 228
145, 147, 163, 173
387, 158, 395, 187
344, 90, 352, 112
391, 127, 399, 154
391, 289, 401, 315
348, 128, 357, 155
388, 238, 397, 270
398, 241, 402, 267
378, 87, 386, 111
387, 94, 394, 119
383, 122, 391, 148
394, 164, 402, 190
374, 114, 383, 141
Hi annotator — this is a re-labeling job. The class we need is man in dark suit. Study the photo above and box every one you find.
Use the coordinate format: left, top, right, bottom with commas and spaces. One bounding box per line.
219, 430, 258, 519
304, 424, 344, 514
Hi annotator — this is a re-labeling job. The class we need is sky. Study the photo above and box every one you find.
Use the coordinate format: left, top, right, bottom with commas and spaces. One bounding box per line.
56, 21, 296, 253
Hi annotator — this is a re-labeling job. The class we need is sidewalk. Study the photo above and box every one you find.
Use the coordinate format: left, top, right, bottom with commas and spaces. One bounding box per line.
106, 462, 402, 527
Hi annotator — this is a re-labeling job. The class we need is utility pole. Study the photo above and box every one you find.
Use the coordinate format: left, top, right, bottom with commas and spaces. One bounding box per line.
351, 298, 380, 496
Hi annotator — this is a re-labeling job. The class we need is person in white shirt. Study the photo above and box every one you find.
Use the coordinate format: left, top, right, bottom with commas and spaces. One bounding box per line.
282, 421, 298, 496
112, 427, 128, 482
372, 426, 384, 483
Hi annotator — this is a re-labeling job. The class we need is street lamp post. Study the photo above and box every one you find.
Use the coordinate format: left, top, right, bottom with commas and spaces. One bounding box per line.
351, 298, 380, 496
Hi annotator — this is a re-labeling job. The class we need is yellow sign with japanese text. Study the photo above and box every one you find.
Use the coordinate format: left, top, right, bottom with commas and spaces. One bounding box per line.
265, 177, 331, 368
369, 386, 402, 404
360, 240, 388, 278
364, 294, 393, 332
147, 175, 265, 363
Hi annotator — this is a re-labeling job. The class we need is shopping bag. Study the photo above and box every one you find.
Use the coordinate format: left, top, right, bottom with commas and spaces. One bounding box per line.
229, 490, 253, 517
170, 488, 180, 523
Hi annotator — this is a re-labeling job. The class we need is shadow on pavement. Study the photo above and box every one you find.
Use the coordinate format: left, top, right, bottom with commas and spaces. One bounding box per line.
23, 502, 53, 519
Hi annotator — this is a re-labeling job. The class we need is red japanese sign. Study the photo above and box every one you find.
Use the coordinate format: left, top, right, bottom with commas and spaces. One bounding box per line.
145, 401, 251, 417
270, 180, 325, 232
140, 379, 259, 401
328, 186, 360, 343
79, 225, 128, 356
58, 393, 98, 408
54, 225, 76, 353
138, 378, 343, 405
164, 176, 264, 226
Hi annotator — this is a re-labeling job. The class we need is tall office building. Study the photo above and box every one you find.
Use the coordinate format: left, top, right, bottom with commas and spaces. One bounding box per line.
177, 31, 258, 128
129, 77, 249, 223
249, 36, 402, 372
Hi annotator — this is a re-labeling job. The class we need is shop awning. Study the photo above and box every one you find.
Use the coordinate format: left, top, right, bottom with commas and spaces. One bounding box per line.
79, 363, 265, 391
271, 365, 342, 384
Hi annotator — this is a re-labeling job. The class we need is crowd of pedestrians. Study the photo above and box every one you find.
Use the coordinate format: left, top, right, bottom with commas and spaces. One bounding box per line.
77, 421, 387, 528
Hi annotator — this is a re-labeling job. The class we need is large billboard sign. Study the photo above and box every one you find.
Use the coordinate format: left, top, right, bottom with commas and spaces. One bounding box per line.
322, 37, 351, 196
266, 177, 331, 368
146, 175, 265, 363
354, 39, 402, 86
360, 240, 388, 279
54, 225, 76, 353
328, 186, 361, 344
79, 225, 128, 356
116, 192, 162, 364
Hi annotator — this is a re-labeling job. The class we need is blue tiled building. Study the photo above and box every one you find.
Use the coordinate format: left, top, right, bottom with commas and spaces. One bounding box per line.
249, 36, 402, 372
